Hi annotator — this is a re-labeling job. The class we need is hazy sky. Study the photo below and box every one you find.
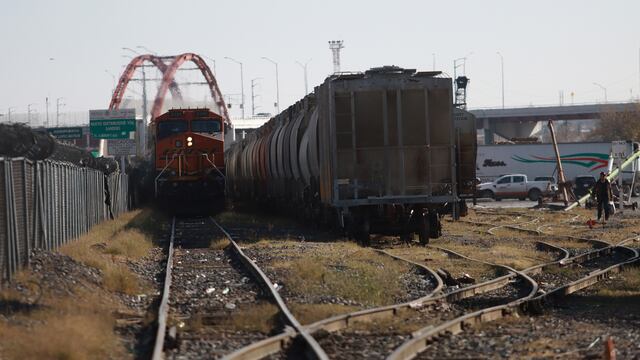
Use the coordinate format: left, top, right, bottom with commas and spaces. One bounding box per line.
1, 0, 639, 119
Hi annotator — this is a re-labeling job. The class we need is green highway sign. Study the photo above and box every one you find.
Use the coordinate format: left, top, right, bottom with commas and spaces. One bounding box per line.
47, 127, 83, 140
90, 118, 136, 139
89, 109, 136, 139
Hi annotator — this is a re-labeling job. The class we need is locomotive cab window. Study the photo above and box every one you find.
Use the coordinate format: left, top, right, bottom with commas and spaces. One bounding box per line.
157, 120, 188, 139
191, 119, 222, 134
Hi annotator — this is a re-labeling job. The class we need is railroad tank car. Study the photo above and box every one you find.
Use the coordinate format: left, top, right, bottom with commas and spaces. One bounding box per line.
153, 108, 225, 212
226, 66, 477, 244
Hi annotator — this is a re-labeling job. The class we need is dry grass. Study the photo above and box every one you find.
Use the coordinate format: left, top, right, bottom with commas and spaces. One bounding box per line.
597, 267, 640, 296
60, 209, 156, 295
103, 263, 143, 294
250, 240, 411, 306
435, 238, 554, 270
0, 289, 126, 360
0, 209, 163, 359
209, 236, 231, 250
104, 229, 153, 259
289, 303, 360, 325
387, 247, 496, 280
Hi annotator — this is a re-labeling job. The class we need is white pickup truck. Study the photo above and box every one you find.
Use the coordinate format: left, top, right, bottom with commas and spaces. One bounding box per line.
476, 174, 555, 201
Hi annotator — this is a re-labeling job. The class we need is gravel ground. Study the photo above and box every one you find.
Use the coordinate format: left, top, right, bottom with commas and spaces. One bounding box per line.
416, 287, 640, 359
165, 217, 279, 359
453, 278, 529, 311
315, 276, 531, 359
315, 302, 462, 360
532, 249, 632, 294
119, 246, 165, 356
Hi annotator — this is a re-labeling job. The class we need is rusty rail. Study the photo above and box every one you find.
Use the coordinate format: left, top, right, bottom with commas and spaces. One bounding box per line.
212, 218, 329, 360
388, 235, 639, 360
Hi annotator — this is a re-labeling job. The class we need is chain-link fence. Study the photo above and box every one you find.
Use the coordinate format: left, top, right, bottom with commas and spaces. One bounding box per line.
0, 157, 128, 284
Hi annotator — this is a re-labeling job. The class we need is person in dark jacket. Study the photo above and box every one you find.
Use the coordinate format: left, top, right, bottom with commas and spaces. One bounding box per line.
593, 172, 613, 224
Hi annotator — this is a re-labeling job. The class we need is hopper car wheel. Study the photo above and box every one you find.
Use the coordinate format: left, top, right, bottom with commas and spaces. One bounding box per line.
633, 183, 640, 197
354, 216, 370, 247
418, 214, 430, 245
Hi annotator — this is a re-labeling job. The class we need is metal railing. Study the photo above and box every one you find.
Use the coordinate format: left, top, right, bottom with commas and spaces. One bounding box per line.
0, 157, 128, 284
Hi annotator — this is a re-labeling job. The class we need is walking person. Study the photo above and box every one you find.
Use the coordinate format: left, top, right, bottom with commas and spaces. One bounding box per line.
593, 172, 613, 225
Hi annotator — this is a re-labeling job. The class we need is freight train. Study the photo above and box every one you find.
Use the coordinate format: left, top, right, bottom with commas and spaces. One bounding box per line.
226, 66, 477, 245
153, 108, 226, 212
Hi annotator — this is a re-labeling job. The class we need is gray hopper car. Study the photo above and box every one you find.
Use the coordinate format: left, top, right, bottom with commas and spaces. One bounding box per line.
225, 66, 477, 245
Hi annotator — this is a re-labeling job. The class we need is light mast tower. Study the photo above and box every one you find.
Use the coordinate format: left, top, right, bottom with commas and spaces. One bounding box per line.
328, 40, 344, 74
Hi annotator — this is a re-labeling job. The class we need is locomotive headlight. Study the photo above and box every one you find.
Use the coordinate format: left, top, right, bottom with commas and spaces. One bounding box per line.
187, 141, 193, 147
187, 136, 193, 142
175, 140, 183, 147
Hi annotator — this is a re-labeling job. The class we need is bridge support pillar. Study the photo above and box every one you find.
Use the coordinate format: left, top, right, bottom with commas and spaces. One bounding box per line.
483, 118, 494, 145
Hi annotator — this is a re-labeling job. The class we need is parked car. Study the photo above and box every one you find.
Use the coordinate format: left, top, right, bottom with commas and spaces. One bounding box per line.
476, 174, 555, 201
574, 175, 596, 198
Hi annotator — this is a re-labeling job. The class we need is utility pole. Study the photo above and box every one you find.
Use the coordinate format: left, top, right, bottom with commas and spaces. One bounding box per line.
56, 98, 65, 127
261, 57, 280, 114
296, 59, 311, 95
27, 103, 36, 126
432, 53, 436, 71
7, 107, 14, 122
251, 78, 262, 117
225, 57, 245, 118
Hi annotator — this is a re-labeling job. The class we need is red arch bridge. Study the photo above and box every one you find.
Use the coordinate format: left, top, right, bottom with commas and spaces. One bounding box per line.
108, 53, 231, 126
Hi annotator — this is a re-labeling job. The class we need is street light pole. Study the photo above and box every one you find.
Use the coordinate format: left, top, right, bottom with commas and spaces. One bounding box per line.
136, 45, 156, 55
27, 103, 36, 126
296, 59, 311, 95
496, 52, 505, 109
225, 57, 245, 118
122, 47, 139, 55
56, 98, 65, 127
203, 55, 217, 76
261, 57, 280, 114
593, 82, 607, 103
45, 97, 50, 127
105, 69, 117, 96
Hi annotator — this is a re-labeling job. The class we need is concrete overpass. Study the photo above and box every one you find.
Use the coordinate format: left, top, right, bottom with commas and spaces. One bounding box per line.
470, 102, 638, 144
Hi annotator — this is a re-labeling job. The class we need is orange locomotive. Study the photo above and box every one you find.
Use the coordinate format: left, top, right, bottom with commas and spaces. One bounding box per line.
153, 108, 225, 212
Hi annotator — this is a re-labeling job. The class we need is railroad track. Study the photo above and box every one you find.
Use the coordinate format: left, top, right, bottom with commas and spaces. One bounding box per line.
151, 217, 328, 360
386, 224, 640, 359
225, 240, 552, 360
153, 212, 638, 359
